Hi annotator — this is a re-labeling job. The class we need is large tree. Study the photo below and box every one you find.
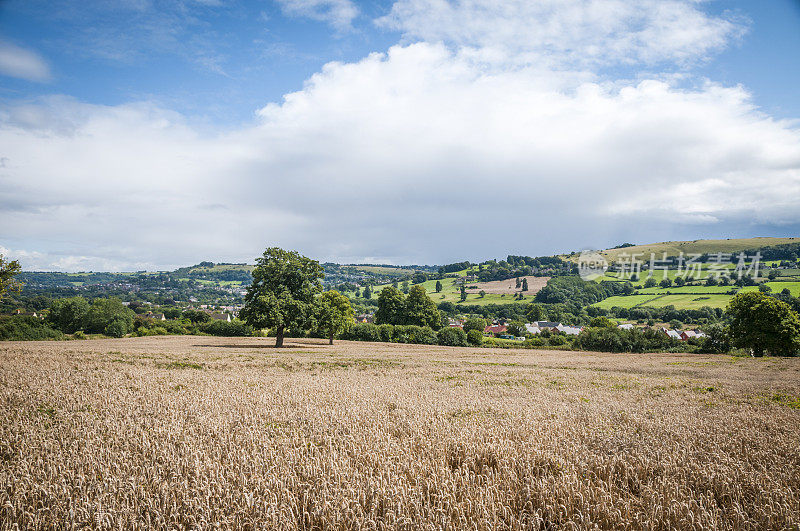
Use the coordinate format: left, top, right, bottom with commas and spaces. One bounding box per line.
375, 286, 405, 325
316, 290, 353, 345
404, 285, 442, 329
727, 291, 800, 357
240, 247, 324, 347
0, 255, 22, 301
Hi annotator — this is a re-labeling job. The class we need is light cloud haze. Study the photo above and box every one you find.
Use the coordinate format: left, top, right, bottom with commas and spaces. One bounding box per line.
0, 41, 51, 82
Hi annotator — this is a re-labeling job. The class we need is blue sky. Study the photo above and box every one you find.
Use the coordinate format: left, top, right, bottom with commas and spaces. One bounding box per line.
1, 0, 799, 270
2, 0, 798, 123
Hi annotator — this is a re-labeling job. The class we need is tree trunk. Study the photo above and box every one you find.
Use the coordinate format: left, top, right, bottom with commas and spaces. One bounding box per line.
329, 333, 334, 345
275, 325, 284, 348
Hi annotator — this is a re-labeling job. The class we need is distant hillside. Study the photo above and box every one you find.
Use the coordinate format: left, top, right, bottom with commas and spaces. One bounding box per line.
567, 237, 799, 263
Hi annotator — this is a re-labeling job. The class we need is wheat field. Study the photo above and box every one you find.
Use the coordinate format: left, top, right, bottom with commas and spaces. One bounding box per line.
1, 336, 799, 529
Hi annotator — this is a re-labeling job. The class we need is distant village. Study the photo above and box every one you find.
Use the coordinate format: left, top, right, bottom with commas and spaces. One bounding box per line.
353, 313, 707, 342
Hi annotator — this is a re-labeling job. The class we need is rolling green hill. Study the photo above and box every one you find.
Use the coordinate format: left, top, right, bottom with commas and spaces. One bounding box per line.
582, 237, 798, 263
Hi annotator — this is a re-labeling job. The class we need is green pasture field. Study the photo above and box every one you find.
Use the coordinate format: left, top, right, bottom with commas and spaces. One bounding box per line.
590, 295, 662, 310
345, 265, 411, 276
351, 271, 531, 306
595, 237, 798, 263
636, 285, 736, 295
640, 294, 732, 310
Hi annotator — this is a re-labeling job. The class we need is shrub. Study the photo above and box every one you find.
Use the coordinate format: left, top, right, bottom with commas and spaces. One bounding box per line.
104, 319, 128, 338
463, 318, 487, 334
343, 323, 381, 342
437, 327, 468, 347
548, 334, 568, 346
524, 337, 544, 347
466, 329, 483, 346
199, 320, 253, 337
0, 316, 63, 341
377, 323, 395, 343
410, 326, 437, 345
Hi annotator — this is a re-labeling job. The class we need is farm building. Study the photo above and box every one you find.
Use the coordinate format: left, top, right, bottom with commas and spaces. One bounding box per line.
484, 325, 507, 336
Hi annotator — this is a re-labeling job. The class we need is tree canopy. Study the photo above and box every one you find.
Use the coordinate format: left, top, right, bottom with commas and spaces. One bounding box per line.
240, 247, 324, 347
316, 290, 354, 344
404, 285, 442, 329
727, 291, 800, 357
0, 255, 22, 301
375, 285, 442, 329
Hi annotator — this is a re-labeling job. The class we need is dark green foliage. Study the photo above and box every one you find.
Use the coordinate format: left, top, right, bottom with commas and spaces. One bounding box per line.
377, 323, 395, 342
437, 327, 468, 347
183, 309, 211, 323
506, 321, 526, 337
700, 323, 731, 353
589, 316, 615, 328
535, 276, 627, 306
466, 328, 483, 346
83, 298, 135, 335
462, 318, 486, 334
343, 323, 381, 342
394, 325, 437, 344
0, 255, 22, 300
375, 287, 406, 325
240, 247, 324, 347
727, 291, 800, 356
0, 315, 63, 341
404, 285, 442, 329
104, 319, 128, 338
438, 262, 472, 275
48, 296, 90, 333
526, 303, 544, 322
576, 326, 679, 353
435, 280, 442, 293
199, 319, 253, 337
376, 285, 442, 329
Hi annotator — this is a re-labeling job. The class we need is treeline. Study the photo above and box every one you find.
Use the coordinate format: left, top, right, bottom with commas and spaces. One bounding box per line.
374, 285, 443, 329
343, 323, 468, 346
15, 296, 252, 340
475, 256, 573, 282
535, 276, 633, 305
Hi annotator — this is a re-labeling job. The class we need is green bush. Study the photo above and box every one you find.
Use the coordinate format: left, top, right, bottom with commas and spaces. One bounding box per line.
466, 328, 483, 346
199, 319, 253, 337
463, 318, 487, 334
343, 323, 381, 342
524, 337, 544, 347
104, 319, 128, 338
548, 334, 568, 346
377, 323, 394, 343
437, 327, 468, 347
576, 326, 681, 353
0, 316, 63, 341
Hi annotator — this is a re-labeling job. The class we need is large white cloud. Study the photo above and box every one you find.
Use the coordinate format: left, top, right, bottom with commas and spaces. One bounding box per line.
1, 1, 798, 271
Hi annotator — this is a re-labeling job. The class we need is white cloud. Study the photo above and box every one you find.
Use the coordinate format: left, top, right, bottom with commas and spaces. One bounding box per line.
377, 0, 746, 67
2, 41, 799, 270
276, 0, 359, 30
1, 1, 798, 271
0, 42, 52, 82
